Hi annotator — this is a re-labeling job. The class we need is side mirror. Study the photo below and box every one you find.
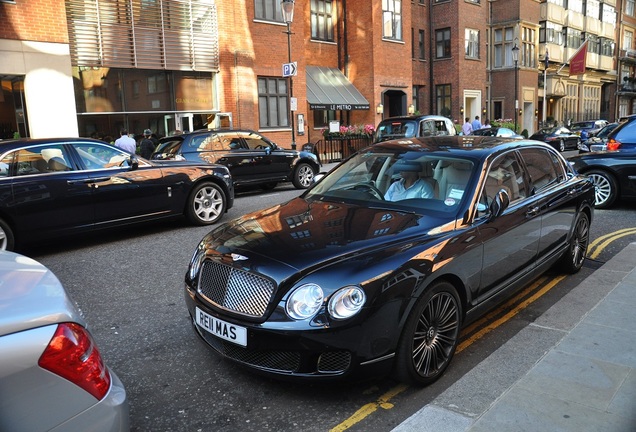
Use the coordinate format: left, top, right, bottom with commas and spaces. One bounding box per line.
312, 172, 327, 184
488, 188, 510, 220
129, 156, 139, 170
265, 146, 272, 155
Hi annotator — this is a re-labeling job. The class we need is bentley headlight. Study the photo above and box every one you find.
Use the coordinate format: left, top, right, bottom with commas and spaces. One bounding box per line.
286, 284, 324, 320
328, 286, 366, 319
188, 246, 207, 281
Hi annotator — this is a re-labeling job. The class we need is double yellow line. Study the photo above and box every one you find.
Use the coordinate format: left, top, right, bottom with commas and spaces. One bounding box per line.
330, 227, 636, 432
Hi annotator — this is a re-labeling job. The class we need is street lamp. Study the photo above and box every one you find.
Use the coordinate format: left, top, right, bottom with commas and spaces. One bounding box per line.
512, 40, 520, 133
543, 48, 549, 128
281, 0, 296, 150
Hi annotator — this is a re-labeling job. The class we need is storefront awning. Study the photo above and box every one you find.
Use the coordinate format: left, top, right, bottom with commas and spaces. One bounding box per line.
306, 66, 369, 111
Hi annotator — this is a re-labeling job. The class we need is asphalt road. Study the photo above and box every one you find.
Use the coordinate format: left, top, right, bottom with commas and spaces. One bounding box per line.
25, 165, 636, 432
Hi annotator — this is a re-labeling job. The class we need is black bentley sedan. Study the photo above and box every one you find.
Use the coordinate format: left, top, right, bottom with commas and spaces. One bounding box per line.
184, 136, 595, 385
151, 129, 320, 190
0, 138, 234, 251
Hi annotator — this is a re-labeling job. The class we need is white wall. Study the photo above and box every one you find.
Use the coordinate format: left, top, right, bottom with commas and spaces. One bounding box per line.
0, 39, 79, 138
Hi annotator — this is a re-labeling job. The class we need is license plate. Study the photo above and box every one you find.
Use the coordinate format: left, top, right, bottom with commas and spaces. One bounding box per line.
195, 307, 247, 347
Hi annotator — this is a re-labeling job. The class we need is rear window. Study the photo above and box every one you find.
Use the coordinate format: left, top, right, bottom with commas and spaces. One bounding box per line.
375, 120, 418, 142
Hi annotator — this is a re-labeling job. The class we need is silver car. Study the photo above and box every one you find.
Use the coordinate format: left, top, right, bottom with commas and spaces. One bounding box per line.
0, 251, 129, 431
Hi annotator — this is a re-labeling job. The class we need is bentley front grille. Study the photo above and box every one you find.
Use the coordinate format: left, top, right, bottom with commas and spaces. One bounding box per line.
198, 260, 275, 318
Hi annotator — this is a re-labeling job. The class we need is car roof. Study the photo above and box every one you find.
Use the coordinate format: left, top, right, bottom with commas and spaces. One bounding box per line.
0, 137, 108, 152
366, 135, 549, 159
378, 115, 452, 122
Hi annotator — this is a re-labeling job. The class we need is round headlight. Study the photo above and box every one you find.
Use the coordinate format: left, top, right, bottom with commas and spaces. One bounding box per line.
286, 284, 324, 320
188, 246, 206, 281
328, 286, 366, 320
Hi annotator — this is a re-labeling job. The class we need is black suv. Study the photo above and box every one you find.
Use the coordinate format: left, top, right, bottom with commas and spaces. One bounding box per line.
374, 115, 457, 143
151, 129, 320, 189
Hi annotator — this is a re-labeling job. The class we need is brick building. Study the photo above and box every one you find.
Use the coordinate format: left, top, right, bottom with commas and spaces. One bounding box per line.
0, 0, 627, 144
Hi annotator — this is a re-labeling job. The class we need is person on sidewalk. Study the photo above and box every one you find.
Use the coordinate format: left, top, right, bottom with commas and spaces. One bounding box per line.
139, 129, 156, 159
462, 117, 473, 136
114, 129, 137, 154
471, 116, 482, 132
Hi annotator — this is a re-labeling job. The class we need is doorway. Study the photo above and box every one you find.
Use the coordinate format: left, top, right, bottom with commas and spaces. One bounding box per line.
0, 76, 28, 139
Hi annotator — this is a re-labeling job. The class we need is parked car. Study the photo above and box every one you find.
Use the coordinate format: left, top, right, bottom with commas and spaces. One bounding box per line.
0, 138, 234, 251
529, 126, 581, 152
0, 250, 129, 431
471, 127, 523, 139
598, 115, 636, 152
578, 122, 619, 152
374, 115, 457, 143
568, 150, 636, 208
185, 136, 594, 385
570, 119, 609, 140
151, 129, 320, 190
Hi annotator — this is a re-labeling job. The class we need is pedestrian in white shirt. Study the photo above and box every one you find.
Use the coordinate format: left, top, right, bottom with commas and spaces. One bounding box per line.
114, 129, 137, 154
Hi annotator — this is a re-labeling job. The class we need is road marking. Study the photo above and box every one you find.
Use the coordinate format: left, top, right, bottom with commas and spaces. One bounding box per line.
331, 227, 636, 431
587, 227, 636, 259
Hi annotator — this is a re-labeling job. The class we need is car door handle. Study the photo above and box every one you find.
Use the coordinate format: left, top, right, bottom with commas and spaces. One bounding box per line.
526, 206, 540, 217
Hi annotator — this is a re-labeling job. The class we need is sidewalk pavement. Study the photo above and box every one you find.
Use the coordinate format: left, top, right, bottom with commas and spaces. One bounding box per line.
393, 242, 636, 432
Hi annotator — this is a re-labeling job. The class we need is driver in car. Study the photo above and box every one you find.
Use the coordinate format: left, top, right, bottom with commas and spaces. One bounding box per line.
384, 160, 434, 201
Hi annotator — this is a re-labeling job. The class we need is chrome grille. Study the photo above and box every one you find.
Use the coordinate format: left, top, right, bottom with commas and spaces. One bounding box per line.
198, 261, 275, 318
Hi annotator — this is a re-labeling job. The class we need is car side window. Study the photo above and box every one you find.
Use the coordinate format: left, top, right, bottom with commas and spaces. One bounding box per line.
479, 152, 527, 214
15, 145, 73, 175
241, 133, 272, 150
74, 143, 129, 169
519, 148, 560, 192
216, 133, 243, 150
196, 134, 226, 151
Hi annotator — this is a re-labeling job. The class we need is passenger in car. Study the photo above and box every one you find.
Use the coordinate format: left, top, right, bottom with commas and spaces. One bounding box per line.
384, 160, 434, 201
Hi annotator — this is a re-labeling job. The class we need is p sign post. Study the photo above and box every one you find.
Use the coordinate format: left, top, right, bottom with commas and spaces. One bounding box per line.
283, 62, 297, 77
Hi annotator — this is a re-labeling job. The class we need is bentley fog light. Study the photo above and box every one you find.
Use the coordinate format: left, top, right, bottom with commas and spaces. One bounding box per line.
286, 284, 324, 320
328, 286, 366, 319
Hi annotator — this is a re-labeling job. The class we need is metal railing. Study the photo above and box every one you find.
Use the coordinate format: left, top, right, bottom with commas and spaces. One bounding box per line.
306, 135, 374, 164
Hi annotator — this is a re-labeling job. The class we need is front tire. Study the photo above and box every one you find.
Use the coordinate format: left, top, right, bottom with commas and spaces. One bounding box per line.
559, 212, 590, 274
0, 218, 15, 251
394, 281, 461, 386
186, 182, 226, 225
587, 169, 618, 209
292, 163, 316, 189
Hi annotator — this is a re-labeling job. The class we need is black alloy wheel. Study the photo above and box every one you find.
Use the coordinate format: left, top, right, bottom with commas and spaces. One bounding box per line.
559, 212, 590, 274
394, 281, 461, 385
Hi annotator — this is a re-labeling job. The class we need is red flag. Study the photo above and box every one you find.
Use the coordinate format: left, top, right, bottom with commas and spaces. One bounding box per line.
568, 39, 588, 76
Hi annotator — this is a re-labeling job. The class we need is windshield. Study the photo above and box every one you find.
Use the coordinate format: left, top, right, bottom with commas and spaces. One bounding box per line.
305, 150, 475, 217
374, 120, 418, 142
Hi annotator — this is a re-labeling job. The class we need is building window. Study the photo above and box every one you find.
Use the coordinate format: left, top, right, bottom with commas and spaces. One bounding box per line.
493, 101, 503, 120
147, 73, 168, 94
603, 4, 617, 25
382, 0, 402, 40
585, 34, 600, 55
435, 84, 452, 118
254, 0, 282, 21
494, 27, 514, 68
465, 29, 479, 59
601, 38, 614, 56
624, 30, 634, 51
419, 30, 425, 59
568, 0, 583, 13
436, 28, 451, 58
586, 0, 600, 19
539, 21, 564, 46
521, 27, 535, 68
313, 110, 336, 128
547, 0, 565, 6
564, 28, 582, 49
628, 0, 636, 17
258, 77, 289, 129
412, 86, 419, 112
311, 0, 334, 41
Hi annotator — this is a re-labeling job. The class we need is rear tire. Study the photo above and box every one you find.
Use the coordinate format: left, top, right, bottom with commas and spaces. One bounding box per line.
587, 169, 618, 209
559, 212, 590, 274
186, 182, 226, 225
393, 281, 461, 386
0, 218, 15, 251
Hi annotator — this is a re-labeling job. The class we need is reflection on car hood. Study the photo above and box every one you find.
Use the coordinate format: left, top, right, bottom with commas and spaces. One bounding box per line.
0, 251, 82, 337
199, 197, 451, 275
